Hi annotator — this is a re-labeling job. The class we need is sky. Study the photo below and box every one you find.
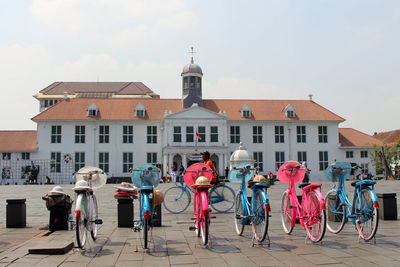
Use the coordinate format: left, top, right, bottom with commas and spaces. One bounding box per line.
0, 0, 399, 135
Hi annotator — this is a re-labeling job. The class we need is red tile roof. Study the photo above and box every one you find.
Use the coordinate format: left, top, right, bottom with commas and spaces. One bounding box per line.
32, 98, 345, 122
339, 128, 382, 147
39, 82, 154, 95
0, 131, 38, 152
373, 130, 400, 145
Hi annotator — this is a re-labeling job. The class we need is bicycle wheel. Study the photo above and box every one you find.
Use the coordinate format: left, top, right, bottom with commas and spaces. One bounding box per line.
325, 190, 345, 234
209, 184, 235, 213
252, 190, 269, 242
280, 191, 294, 234
90, 195, 98, 240
143, 217, 149, 249
163, 186, 191, 214
200, 216, 209, 245
76, 212, 87, 248
354, 188, 379, 241
302, 190, 326, 242
234, 192, 245, 236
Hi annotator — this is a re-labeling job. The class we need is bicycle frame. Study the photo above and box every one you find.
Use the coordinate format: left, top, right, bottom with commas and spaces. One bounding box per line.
138, 186, 153, 227
286, 182, 325, 228
238, 177, 270, 224
331, 176, 378, 225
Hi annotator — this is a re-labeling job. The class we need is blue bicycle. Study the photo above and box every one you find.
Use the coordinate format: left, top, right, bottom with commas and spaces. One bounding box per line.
325, 162, 379, 241
163, 179, 235, 214
131, 164, 161, 249
229, 163, 271, 244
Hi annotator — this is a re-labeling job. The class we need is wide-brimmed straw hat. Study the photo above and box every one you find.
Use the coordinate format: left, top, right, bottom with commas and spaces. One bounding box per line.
253, 175, 268, 184
72, 180, 91, 191
194, 176, 212, 187
49, 186, 66, 196
113, 182, 137, 192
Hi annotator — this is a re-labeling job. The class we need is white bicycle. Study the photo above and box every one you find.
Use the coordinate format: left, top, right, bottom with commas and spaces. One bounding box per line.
73, 167, 106, 249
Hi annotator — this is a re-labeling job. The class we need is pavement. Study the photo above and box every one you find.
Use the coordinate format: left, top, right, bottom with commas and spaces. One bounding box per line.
0, 179, 399, 266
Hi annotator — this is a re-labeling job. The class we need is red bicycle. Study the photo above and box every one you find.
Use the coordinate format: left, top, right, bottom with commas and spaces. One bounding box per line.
278, 161, 326, 243
184, 163, 213, 245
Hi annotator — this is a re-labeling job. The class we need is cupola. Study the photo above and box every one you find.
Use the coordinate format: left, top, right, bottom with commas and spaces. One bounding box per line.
182, 47, 203, 108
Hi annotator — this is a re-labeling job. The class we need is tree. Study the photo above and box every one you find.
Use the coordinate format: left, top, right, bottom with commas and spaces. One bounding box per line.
370, 142, 400, 180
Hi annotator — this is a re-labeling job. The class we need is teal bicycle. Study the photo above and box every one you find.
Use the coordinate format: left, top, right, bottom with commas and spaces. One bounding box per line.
163, 179, 235, 214
325, 162, 379, 241
229, 163, 271, 244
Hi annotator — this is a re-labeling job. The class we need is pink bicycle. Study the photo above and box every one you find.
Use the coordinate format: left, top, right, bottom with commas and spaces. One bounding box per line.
278, 161, 326, 242
184, 163, 214, 245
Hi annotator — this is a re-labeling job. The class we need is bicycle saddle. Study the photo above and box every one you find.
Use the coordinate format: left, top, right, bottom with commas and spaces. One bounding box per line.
298, 182, 311, 189
350, 180, 359, 187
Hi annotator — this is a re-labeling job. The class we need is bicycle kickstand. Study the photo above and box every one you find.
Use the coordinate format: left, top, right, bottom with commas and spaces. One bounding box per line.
251, 234, 270, 248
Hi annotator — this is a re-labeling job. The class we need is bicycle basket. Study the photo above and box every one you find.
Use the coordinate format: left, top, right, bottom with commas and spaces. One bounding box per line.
277, 161, 305, 184
131, 164, 161, 189
183, 163, 212, 187
325, 162, 351, 182
228, 162, 254, 183
75, 166, 107, 190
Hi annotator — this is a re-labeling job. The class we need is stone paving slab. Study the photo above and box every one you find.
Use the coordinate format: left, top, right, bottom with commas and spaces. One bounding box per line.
0, 180, 399, 266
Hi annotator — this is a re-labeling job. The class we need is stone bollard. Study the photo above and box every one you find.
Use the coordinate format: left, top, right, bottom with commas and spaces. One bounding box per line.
6, 199, 26, 228
117, 198, 134, 227
377, 193, 397, 220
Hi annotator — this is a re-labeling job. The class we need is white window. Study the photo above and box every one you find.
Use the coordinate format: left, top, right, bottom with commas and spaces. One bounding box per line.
173, 126, 182, 142
75, 125, 85, 143
360, 151, 368, 158
275, 126, 284, 143
21, 152, 30, 160
88, 103, 98, 117
135, 103, 145, 117
253, 126, 262, 143
50, 152, 61, 173
123, 126, 133, 144
284, 104, 296, 118
319, 151, 328, 171
346, 151, 354, 158
210, 126, 218, 142
275, 151, 285, 169
123, 152, 133, 173
99, 125, 110, 143
147, 153, 157, 164
298, 151, 307, 162
147, 126, 157, 144
296, 126, 306, 143
51, 125, 62, 143
318, 126, 328, 143
230, 126, 240, 143
241, 104, 251, 118
2, 153, 11, 160
198, 126, 206, 142
74, 152, 85, 172
99, 152, 109, 172
254, 152, 264, 172
186, 126, 194, 143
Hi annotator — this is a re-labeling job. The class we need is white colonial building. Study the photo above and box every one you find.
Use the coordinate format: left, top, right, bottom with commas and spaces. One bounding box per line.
0, 56, 382, 184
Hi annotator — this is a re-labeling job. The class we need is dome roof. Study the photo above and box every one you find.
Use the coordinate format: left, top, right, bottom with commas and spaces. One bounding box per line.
229, 142, 254, 168
182, 58, 203, 75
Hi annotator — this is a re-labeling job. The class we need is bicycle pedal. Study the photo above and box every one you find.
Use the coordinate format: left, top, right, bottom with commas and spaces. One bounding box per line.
235, 215, 242, 219
289, 205, 296, 209
189, 226, 196, 231
190, 217, 196, 220
209, 216, 216, 219
95, 219, 103, 224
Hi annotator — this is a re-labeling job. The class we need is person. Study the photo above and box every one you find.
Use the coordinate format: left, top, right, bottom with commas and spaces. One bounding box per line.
302, 162, 310, 183
1, 168, 7, 185
178, 166, 185, 183
171, 166, 178, 183
225, 166, 229, 179
201, 151, 217, 183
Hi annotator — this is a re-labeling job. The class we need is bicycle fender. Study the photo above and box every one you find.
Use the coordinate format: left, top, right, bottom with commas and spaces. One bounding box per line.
75, 193, 85, 219
142, 193, 150, 212
365, 187, 379, 204
200, 191, 209, 217
312, 188, 326, 210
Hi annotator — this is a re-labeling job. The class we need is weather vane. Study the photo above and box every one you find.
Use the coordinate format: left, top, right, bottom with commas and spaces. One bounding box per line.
189, 46, 196, 63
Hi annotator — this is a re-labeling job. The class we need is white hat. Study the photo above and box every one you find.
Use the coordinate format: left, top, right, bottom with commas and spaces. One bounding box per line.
49, 186, 66, 196
72, 180, 91, 191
